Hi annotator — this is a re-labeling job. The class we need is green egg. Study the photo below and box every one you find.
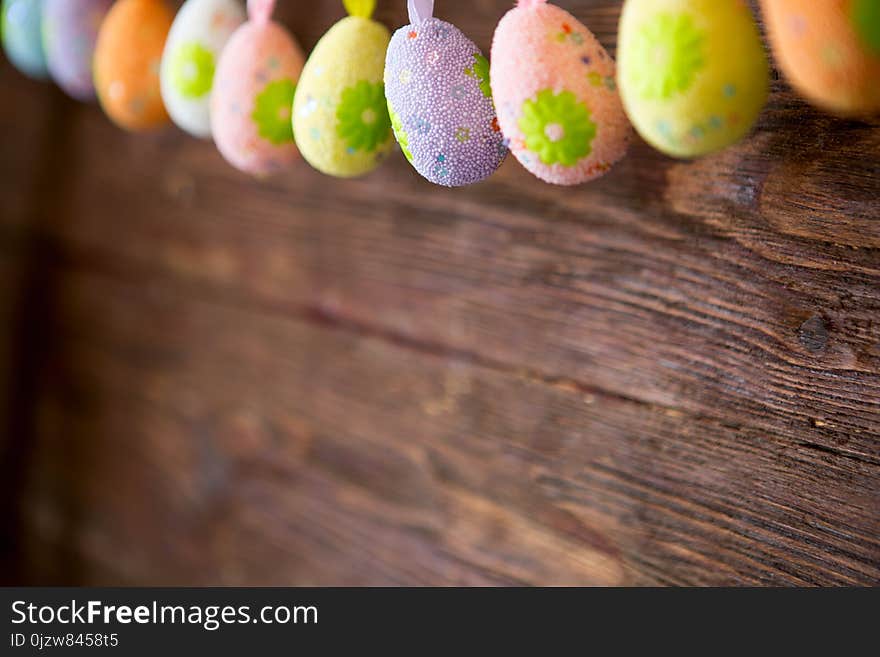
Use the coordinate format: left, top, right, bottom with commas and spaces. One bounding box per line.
617, 0, 769, 158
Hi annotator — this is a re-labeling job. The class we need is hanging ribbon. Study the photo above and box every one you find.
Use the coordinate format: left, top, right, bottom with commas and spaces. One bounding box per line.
247, 0, 276, 23
343, 0, 376, 18
407, 0, 434, 23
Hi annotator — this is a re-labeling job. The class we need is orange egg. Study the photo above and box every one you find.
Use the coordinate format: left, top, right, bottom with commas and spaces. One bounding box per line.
93, 0, 174, 130
761, 0, 880, 116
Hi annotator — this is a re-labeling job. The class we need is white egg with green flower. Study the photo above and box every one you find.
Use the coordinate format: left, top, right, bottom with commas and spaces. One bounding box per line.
160, 0, 246, 138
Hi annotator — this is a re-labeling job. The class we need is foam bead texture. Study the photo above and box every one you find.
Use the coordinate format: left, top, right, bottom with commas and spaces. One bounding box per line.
210, 19, 304, 176
42, 0, 113, 101
762, 0, 880, 116
618, 0, 769, 158
160, 0, 245, 139
94, 0, 174, 131
1, 0, 48, 79
384, 18, 507, 187
491, 1, 630, 186
293, 16, 394, 178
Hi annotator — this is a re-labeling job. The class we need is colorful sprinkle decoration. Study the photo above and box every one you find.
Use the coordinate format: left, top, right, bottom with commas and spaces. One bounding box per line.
491, 0, 630, 185
384, 1, 507, 186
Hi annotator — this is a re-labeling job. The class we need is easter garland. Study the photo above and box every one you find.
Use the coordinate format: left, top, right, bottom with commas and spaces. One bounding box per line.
2, 0, 879, 187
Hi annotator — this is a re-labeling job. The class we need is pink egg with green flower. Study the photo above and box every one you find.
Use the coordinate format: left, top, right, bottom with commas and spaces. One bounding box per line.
210, 0, 304, 176
491, 0, 630, 185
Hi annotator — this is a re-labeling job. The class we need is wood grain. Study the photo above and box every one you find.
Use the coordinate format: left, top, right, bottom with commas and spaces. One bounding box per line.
1, 1, 878, 586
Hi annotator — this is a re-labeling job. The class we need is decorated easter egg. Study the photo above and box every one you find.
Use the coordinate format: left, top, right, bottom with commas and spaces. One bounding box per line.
160, 0, 246, 138
210, 0, 304, 176
491, 0, 630, 186
42, 0, 113, 100
1, 0, 48, 79
94, 0, 174, 131
293, 0, 394, 178
384, 2, 507, 187
761, 0, 880, 116
618, 0, 769, 158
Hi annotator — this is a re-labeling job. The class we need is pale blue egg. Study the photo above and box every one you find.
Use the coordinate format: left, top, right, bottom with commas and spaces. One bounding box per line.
2, 0, 48, 79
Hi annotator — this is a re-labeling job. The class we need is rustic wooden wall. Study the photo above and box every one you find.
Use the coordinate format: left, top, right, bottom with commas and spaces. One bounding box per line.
1, 1, 878, 586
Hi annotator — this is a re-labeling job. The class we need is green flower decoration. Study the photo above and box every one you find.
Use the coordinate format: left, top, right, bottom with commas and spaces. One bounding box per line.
169, 42, 215, 99
336, 80, 391, 153
388, 103, 413, 163
628, 12, 705, 100
251, 78, 296, 145
519, 89, 596, 167
464, 53, 492, 98
852, 0, 880, 54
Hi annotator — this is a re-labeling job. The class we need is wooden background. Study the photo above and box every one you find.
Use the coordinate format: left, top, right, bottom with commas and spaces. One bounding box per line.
1, 1, 878, 586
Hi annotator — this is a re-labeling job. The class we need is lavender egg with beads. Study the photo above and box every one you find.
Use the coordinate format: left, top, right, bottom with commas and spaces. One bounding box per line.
384, 18, 507, 187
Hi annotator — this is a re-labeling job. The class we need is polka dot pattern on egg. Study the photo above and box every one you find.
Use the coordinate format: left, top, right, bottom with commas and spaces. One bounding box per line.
93, 0, 175, 131
619, 0, 769, 158
761, 0, 880, 117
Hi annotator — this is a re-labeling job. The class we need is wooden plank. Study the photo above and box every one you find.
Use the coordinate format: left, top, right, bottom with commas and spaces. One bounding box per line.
15, 267, 880, 585
3, 80, 876, 452
1, 1, 878, 585
0, 77, 70, 582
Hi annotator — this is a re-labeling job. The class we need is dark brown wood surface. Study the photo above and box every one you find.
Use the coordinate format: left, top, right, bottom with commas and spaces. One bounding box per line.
1, 1, 878, 586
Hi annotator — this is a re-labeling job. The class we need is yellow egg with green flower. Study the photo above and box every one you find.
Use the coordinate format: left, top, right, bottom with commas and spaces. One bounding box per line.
617, 0, 769, 158
292, 0, 394, 178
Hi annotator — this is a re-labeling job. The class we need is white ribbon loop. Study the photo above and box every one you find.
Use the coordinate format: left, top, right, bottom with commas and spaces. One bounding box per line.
407, 0, 434, 24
